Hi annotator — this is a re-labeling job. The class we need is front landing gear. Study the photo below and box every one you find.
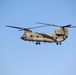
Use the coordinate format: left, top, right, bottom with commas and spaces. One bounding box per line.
36, 41, 41, 45
56, 42, 62, 45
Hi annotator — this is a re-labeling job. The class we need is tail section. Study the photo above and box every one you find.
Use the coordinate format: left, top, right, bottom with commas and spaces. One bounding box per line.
54, 28, 68, 42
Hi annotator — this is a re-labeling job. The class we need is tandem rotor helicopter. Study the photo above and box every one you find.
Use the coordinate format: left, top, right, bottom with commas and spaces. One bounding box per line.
6, 22, 76, 45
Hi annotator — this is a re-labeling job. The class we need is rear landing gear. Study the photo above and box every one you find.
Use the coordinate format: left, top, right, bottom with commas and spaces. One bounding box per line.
60, 42, 62, 45
56, 42, 62, 45
56, 42, 58, 45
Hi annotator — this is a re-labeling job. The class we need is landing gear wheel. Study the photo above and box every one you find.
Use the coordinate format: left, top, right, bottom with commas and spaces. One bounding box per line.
36, 42, 41, 45
56, 42, 62, 45
56, 42, 58, 45
36, 42, 38, 45
60, 42, 62, 45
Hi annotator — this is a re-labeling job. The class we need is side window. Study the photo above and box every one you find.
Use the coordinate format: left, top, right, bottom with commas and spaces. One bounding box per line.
30, 35, 33, 37
37, 36, 39, 38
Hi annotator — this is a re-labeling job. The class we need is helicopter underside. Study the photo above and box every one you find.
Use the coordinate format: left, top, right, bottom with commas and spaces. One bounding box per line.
21, 37, 65, 45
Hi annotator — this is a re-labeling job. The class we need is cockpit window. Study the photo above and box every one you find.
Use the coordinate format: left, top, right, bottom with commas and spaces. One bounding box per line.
23, 34, 26, 37
55, 30, 56, 33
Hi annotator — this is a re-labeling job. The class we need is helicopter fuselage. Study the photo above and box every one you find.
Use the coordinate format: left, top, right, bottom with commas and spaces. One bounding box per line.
21, 28, 68, 45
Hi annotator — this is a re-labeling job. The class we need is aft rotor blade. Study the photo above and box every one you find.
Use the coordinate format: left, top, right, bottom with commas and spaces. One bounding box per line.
68, 26, 76, 28
36, 22, 60, 27
36, 22, 76, 28
28, 25, 51, 29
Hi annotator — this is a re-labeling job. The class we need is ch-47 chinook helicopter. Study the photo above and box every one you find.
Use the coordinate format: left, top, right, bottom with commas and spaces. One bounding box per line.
6, 22, 76, 45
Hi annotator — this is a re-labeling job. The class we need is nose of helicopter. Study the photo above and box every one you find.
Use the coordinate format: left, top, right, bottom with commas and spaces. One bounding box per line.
21, 36, 24, 39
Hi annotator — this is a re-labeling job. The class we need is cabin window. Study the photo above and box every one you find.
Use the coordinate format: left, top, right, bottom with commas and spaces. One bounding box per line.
30, 35, 33, 37
55, 37, 57, 39
37, 36, 39, 38
51, 37, 53, 39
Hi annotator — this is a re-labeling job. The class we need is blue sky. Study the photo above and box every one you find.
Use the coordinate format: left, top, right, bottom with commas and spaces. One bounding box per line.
0, 0, 76, 75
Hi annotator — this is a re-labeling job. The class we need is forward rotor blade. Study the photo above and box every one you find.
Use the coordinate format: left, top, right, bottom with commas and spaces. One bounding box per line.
6, 25, 24, 29
6, 25, 51, 30
6, 25, 30, 31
